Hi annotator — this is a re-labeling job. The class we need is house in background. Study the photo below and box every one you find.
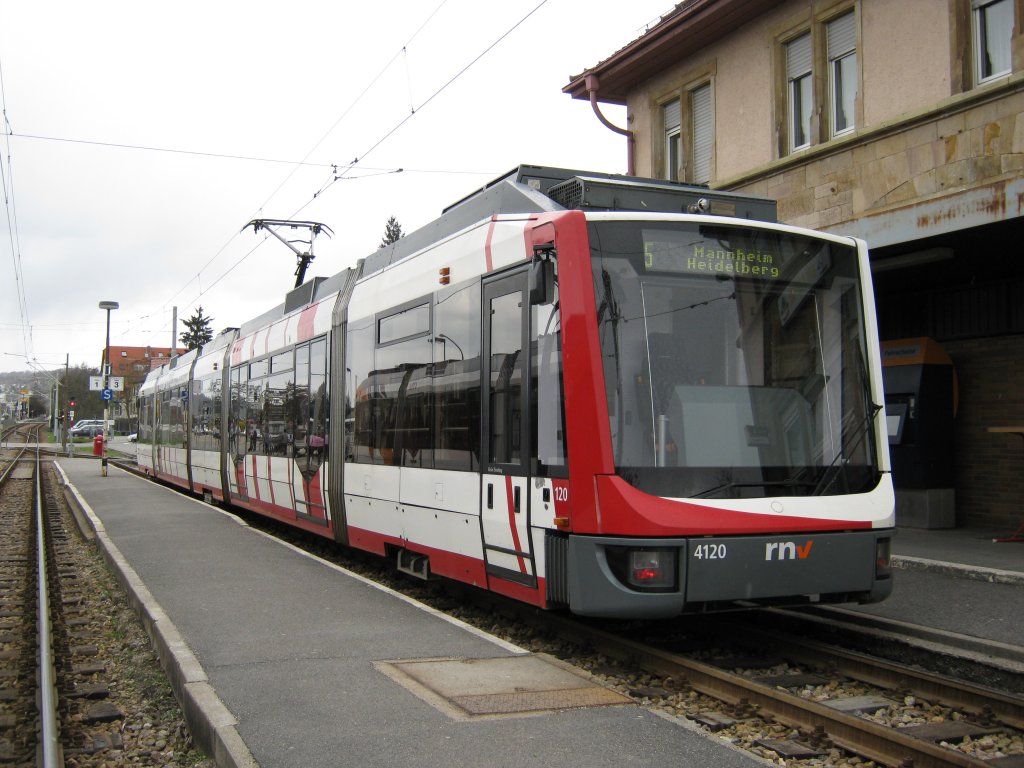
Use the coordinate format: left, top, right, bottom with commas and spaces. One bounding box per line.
103, 345, 186, 419
565, 0, 1024, 530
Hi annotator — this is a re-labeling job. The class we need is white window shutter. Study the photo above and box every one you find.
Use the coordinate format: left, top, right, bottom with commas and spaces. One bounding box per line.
691, 85, 713, 184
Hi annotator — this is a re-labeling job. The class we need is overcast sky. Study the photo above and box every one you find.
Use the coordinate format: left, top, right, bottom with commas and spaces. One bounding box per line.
0, 0, 672, 375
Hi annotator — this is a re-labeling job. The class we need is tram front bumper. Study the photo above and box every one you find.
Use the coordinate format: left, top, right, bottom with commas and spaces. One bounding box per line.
565, 530, 893, 619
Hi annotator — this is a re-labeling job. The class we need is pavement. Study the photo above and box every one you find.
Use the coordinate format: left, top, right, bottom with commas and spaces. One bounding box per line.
850, 525, 1024, 647
48, 456, 1024, 768
890, 524, 1024, 584
56, 458, 771, 768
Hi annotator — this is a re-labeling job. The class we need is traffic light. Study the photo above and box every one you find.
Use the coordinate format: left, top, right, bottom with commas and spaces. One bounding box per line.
69, 397, 76, 408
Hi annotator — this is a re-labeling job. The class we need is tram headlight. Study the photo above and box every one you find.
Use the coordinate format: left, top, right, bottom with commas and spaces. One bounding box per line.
606, 547, 677, 591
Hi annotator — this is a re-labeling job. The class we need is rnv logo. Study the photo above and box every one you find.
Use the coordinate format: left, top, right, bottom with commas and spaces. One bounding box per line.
765, 540, 814, 560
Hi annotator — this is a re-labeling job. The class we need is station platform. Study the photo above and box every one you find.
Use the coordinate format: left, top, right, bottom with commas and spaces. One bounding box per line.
55, 459, 767, 768
54, 458, 1024, 768
891, 525, 1024, 584
850, 524, 1024, 647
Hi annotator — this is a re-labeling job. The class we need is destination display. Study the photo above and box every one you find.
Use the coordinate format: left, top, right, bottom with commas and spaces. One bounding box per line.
643, 228, 782, 280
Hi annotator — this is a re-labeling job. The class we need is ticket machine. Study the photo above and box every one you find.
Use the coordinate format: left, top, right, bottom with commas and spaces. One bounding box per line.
881, 338, 957, 527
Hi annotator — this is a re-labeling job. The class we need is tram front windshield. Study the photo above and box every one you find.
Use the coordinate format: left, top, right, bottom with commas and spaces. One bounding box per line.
588, 220, 881, 499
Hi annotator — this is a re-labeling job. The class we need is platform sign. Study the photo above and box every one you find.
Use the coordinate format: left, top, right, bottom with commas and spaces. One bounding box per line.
90, 376, 124, 391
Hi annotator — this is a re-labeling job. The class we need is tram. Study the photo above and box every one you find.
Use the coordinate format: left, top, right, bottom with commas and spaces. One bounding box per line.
137, 165, 894, 618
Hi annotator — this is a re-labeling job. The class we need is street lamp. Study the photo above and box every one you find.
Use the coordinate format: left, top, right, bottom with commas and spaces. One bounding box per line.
99, 300, 119, 477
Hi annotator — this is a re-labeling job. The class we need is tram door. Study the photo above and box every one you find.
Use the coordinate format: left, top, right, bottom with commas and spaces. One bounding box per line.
480, 270, 537, 589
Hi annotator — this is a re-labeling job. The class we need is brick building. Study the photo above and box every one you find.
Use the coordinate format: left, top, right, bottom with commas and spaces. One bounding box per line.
103, 345, 185, 417
565, 0, 1024, 529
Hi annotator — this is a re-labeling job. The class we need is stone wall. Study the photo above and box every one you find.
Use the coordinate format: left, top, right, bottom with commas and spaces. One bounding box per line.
943, 334, 1024, 530
730, 82, 1024, 236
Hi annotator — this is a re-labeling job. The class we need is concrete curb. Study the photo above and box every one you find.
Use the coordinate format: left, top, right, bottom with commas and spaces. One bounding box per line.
56, 462, 259, 768
891, 554, 1024, 586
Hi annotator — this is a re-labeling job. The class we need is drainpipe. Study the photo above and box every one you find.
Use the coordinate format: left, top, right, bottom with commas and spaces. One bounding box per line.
585, 74, 635, 175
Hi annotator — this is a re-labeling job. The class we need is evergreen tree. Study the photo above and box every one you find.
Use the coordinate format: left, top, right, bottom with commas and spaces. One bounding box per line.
180, 306, 215, 351
379, 216, 404, 247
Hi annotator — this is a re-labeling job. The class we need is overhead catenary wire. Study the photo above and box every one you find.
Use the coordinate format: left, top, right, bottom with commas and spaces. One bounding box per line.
137, 0, 457, 348
142, 0, 542, 349
0, 49, 33, 361
198, 0, 551, 306
2, 2, 547, 358
5, 133, 339, 167
321, 0, 550, 198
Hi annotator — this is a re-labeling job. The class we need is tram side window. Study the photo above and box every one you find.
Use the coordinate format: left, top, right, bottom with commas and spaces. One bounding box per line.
139, 395, 153, 442
532, 295, 567, 476
292, 338, 329, 470
489, 291, 523, 466
308, 338, 329, 467
262, 351, 293, 456
246, 365, 266, 455
191, 374, 222, 452
156, 391, 165, 444
294, 345, 310, 455
348, 282, 481, 472
375, 302, 432, 467
347, 317, 376, 463
230, 366, 247, 458
433, 281, 481, 471
159, 388, 184, 447
171, 387, 187, 447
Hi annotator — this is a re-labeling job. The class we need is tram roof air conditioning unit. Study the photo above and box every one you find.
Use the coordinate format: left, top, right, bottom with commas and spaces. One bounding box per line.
546, 175, 777, 222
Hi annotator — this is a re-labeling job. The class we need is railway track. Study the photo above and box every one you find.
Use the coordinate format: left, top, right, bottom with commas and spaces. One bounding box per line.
0, 442, 61, 765
0, 443, 198, 766
244, 515, 1024, 767
105, 459, 1024, 767
542, 612, 1024, 768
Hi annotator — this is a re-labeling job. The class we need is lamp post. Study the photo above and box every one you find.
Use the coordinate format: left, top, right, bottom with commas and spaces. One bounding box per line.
99, 300, 119, 477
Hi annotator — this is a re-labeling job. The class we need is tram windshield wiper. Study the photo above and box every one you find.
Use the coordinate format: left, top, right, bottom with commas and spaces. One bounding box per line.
808, 401, 883, 496
692, 479, 816, 499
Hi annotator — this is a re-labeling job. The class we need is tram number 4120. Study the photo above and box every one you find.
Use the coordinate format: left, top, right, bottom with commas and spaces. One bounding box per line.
692, 543, 727, 560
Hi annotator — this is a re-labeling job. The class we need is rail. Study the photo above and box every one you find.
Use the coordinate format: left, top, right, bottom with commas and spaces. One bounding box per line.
511, 609, 1009, 768
0, 438, 63, 766
34, 447, 61, 767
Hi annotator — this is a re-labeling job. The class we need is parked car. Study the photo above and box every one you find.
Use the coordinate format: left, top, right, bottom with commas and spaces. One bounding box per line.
68, 420, 102, 437
69, 420, 111, 438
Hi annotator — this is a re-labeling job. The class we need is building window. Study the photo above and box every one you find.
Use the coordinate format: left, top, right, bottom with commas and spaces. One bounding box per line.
661, 83, 713, 184
781, 7, 858, 155
786, 33, 813, 151
974, 0, 1012, 83
827, 12, 857, 136
663, 99, 681, 181
120, 350, 128, 357
690, 83, 713, 184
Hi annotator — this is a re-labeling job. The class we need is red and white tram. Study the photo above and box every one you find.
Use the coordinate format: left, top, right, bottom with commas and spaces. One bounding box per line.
138, 166, 894, 618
